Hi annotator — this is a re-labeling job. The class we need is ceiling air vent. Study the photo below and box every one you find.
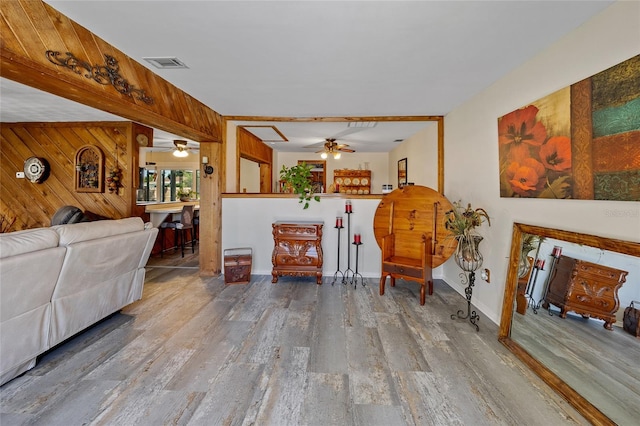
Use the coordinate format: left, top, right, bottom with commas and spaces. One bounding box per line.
143, 57, 188, 69
348, 121, 377, 128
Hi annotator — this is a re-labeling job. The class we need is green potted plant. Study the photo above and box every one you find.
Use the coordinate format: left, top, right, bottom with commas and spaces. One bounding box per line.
279, 162, 320, 209
177, 187, 192, 202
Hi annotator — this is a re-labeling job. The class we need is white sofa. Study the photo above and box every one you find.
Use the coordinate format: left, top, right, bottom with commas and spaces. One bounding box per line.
0, 217, 158, 385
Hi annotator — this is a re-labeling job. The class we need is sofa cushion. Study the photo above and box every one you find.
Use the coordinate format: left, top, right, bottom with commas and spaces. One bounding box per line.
0, 228, 59, 259
53, 217, 144, 246
1, 230, 65, 385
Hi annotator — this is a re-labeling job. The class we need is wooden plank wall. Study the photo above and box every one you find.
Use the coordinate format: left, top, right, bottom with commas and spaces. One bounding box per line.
1, 0, 224, 273
0, 0, 223, 143
237, 127, 273, 192
0, 121, 141, 231
238, 127, 273, 164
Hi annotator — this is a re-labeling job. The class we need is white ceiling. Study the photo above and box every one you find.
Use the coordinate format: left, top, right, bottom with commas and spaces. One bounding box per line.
1, 1, 614, 153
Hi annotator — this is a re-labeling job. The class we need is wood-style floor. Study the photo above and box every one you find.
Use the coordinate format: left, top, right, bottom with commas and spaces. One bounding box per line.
1, 249, 588, 425
512, 305, 640, 426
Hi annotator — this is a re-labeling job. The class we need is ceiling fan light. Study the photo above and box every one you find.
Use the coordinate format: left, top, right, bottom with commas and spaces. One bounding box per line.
173, 149, 188, 158
334, 152, 341, 159
320, 152, 328, 159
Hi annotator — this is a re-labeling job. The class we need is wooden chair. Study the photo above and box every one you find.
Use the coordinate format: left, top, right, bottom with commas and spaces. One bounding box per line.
373, 185, 456, 306
380, 232, 433, 305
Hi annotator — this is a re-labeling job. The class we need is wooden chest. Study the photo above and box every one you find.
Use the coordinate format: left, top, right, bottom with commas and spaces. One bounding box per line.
544, 255, 628, 330
224, 247, 252, 284
271, 221, 323, 284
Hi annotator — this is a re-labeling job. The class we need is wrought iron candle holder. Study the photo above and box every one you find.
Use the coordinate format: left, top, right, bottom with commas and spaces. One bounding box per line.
526, 258, 545, 314
451, 271, 480, 331
541, 245, 563, 315
332, 217, 345, 286
451, 236, 483, 331
344, 205, 354, 284
351, 236, 365, 288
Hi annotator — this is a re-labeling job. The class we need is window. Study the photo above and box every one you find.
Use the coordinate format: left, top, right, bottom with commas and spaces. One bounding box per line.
138, 168, 200, 202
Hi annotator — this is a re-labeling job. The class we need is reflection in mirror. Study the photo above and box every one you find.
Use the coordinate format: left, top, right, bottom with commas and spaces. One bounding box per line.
499, 223, 640, 426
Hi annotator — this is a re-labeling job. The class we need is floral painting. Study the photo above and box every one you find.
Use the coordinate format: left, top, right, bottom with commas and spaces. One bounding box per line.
498, 54, 640, 201
499, 88, 572, 198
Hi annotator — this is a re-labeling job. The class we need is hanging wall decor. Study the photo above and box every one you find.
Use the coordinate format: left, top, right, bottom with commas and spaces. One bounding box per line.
75, 145, 104, 193
498, 54, 640, 201
45, 51, 154, 104
106, 144, 124, 194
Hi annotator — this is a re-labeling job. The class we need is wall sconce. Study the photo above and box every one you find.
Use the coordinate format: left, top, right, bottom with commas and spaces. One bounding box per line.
202, 156, 214, 177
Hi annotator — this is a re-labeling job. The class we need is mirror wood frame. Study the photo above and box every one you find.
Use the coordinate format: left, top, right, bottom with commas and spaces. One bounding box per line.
498, 222, 640, 426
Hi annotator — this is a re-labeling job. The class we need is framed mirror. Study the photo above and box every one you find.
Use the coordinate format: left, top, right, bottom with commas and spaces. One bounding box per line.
398, 157, 407, 188
499, 223, 640, 425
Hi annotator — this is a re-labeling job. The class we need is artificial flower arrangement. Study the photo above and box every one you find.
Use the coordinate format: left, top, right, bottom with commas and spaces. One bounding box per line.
444, 201, 491, 239
444, 201, 491, 271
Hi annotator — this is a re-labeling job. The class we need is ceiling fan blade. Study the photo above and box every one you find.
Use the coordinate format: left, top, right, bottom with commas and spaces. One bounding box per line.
331, 127, 366, 139
303, 141, 326, 149
338, 148, 356, 153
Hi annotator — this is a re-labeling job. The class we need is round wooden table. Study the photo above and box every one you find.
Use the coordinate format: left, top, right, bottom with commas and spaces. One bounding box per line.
373, 185, 456, 268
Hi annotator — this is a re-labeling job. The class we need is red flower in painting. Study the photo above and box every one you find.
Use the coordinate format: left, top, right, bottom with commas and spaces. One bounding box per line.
539, 136, 572, 171
506, 158, 546, 196
498, 105, 548, 149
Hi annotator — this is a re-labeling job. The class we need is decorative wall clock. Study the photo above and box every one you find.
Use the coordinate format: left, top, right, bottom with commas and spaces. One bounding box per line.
24, 157, 50, 183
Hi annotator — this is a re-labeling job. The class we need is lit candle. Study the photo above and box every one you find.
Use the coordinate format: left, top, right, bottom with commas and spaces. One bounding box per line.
345, 200, 352, 213
354, 234, 361, 244
336, 216, 343, 228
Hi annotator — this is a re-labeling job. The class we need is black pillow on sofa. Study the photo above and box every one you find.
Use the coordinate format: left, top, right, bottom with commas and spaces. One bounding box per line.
51, 206, 85, 225
51, 206, 111, 225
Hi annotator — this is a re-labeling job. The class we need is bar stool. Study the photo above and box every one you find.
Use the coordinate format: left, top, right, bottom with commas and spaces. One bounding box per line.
159, 205, 195, 257
176, 205, 196, 257
193, 209, 200, 241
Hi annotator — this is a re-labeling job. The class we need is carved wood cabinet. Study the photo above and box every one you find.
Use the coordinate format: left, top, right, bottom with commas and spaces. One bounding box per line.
271, 221, 324, 284
544, 255, 628, 330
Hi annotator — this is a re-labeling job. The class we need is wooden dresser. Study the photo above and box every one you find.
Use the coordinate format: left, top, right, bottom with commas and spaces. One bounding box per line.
271, 221, 324, 284
544, 255, 628, 330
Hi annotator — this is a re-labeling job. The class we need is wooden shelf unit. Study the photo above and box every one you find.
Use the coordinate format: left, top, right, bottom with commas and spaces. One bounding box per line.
333, 169, 371, 195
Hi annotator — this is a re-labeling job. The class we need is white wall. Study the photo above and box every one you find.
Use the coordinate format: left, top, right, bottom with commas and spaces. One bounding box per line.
239, 157, 260, 193
222, 197, 383, 277
389, 122, 439, 189
442, 1, 640, 324
140, 149, 199, 171
277, 151, 389, 194
225, 122, 238, 193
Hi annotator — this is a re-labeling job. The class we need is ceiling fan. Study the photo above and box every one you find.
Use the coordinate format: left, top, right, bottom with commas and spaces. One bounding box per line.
171, 140, 195, 157
314, 139, 356, 159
